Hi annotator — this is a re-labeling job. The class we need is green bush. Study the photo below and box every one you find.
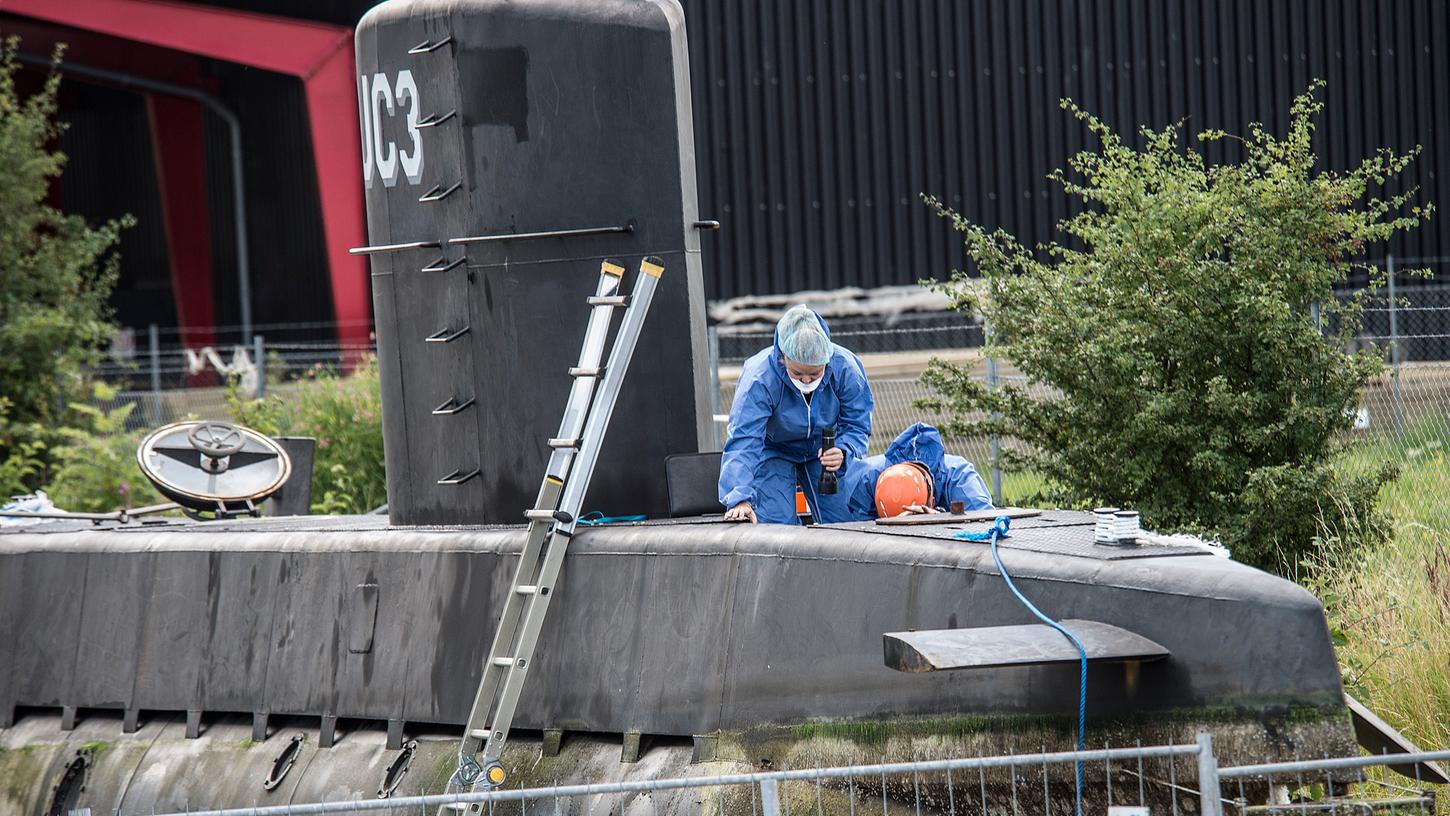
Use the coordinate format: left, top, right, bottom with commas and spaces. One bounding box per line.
43, 383, 164, 512
921, 83, 1426, 572
230, 357, 386, 515
0, 397, 44, 496
0, 39, 130, 495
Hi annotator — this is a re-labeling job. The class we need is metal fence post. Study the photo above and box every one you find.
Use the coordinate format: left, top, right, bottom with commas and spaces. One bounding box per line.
254, 334, 266, 398
985, 323, 1003, 505
708, 325, 722, 448
758, 778, 780, 816
1387, 254, 1403, 432
1196, 731, 1222, 816
148, 323, 163, 426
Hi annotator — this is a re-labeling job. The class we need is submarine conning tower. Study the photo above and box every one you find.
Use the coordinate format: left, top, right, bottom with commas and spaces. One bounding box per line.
354, 0, 712, 525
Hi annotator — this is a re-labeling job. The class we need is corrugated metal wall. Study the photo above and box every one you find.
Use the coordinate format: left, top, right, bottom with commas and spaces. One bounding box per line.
39, 58, 333, 340
684, 0, 1449, 300
134, 0, 1450, 303
57, 81, 176, 328
203, 63, 335, 339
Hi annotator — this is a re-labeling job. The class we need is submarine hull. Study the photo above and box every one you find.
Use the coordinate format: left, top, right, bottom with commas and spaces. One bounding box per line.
0, 511, 1343, 733
0, 510, 1354, 812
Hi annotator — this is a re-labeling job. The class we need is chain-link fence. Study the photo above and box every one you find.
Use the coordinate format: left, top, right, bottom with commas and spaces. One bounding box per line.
98, 322, 375, 394
708, 258, 1450, 512
715, 317, 985, 362
93, 384, 309, 432
93, 257, 1450, 514
91, 326, 375, 432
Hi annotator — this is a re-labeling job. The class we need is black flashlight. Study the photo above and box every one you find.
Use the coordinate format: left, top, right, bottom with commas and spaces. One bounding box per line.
819, 427, 838, 495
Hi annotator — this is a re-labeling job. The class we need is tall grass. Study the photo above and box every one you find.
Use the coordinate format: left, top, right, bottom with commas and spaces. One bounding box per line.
1313, 416, 1450, 752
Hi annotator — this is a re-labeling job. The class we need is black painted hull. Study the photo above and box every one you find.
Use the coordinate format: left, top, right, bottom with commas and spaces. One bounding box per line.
0, 512, 1343, 736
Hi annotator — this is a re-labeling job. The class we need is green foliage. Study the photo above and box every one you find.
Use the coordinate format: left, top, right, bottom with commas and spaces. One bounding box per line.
43, 383, 164, 512
1310, 446, 1450, 753
921, 83, 1426, 571
230, 357, 386, 514
0, 38, 130, 495
0, 397, 45, 495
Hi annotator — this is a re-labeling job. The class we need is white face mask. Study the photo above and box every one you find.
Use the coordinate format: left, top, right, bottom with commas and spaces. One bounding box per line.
792, 376, 822, 395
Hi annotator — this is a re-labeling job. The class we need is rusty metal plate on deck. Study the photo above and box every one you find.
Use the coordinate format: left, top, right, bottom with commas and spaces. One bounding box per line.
875, 507, 1041, 526
884, 619, 1170, 672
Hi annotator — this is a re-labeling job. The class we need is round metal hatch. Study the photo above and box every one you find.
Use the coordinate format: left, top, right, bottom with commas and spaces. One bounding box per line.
137, 420, 292, 515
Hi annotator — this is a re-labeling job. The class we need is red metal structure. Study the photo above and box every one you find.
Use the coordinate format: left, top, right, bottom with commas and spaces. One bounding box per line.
0, 0, 368, 351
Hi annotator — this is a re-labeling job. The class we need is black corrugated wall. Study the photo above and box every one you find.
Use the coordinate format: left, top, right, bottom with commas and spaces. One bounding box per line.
203, 63, 335, 339
685, 0, 1448, 299
192, 0, 1450, 301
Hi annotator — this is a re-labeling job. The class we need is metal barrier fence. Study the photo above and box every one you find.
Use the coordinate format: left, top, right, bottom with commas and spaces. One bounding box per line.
160, 741, 1210, 816
148, 734, 1449, 816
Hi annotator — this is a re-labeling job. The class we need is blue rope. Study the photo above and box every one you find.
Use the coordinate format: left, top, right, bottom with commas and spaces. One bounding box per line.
957, 516, 1087, 816
576, 511, 647, 526
949, 516, 1012, 542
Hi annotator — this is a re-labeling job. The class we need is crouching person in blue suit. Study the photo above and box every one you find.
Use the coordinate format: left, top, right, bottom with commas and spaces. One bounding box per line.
719, 305, 874, 525
844, 422, 993, 520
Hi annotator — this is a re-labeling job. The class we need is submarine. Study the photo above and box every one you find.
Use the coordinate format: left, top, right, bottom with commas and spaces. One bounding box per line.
0, 0, 1366, 811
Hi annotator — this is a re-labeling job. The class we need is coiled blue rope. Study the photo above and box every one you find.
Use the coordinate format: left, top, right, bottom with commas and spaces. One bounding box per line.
955, 516, 1087, 816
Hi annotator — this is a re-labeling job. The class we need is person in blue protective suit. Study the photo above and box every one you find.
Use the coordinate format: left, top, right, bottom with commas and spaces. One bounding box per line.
719, 305, 874, 525
844, 422, 993, 520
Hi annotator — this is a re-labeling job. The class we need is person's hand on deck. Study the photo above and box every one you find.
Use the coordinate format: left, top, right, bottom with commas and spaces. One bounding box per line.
725, 501, 757, 523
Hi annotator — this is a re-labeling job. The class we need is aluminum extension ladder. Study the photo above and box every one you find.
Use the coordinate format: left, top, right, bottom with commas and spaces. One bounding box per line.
449, 256, 666, 793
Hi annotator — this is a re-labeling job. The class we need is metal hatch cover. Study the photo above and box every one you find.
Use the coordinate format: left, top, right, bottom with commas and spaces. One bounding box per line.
136, 420, 292, 513
884, 619, 1171, 672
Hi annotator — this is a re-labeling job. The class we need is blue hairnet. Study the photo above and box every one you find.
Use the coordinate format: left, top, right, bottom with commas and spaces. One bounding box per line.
777, 305, 832, 366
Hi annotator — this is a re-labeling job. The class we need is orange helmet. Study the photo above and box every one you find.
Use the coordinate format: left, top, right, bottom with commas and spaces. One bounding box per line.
875, 462, 934, 518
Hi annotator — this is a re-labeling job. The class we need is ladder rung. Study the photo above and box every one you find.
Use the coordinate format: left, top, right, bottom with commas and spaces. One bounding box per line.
445, 804, 469, 811
516, 585, 539, 595
470, 729, 490, 739
524, 508, 572, 523
492, 657, 514, 667
547, 438, 579, 449
568, 367, 604, 378
587, 295, 629, 307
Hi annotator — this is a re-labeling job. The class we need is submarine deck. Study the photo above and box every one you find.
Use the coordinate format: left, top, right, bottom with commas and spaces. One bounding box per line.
0, 510, 1342, 738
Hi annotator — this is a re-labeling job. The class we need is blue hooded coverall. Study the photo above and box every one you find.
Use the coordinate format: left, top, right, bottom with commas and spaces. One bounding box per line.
718, 313, 874, 525
843, 422, 994, 520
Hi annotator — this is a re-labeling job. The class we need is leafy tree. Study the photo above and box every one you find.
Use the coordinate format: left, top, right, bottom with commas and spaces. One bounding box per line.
921, 83, 1428, 571
0, 38, 131, 495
